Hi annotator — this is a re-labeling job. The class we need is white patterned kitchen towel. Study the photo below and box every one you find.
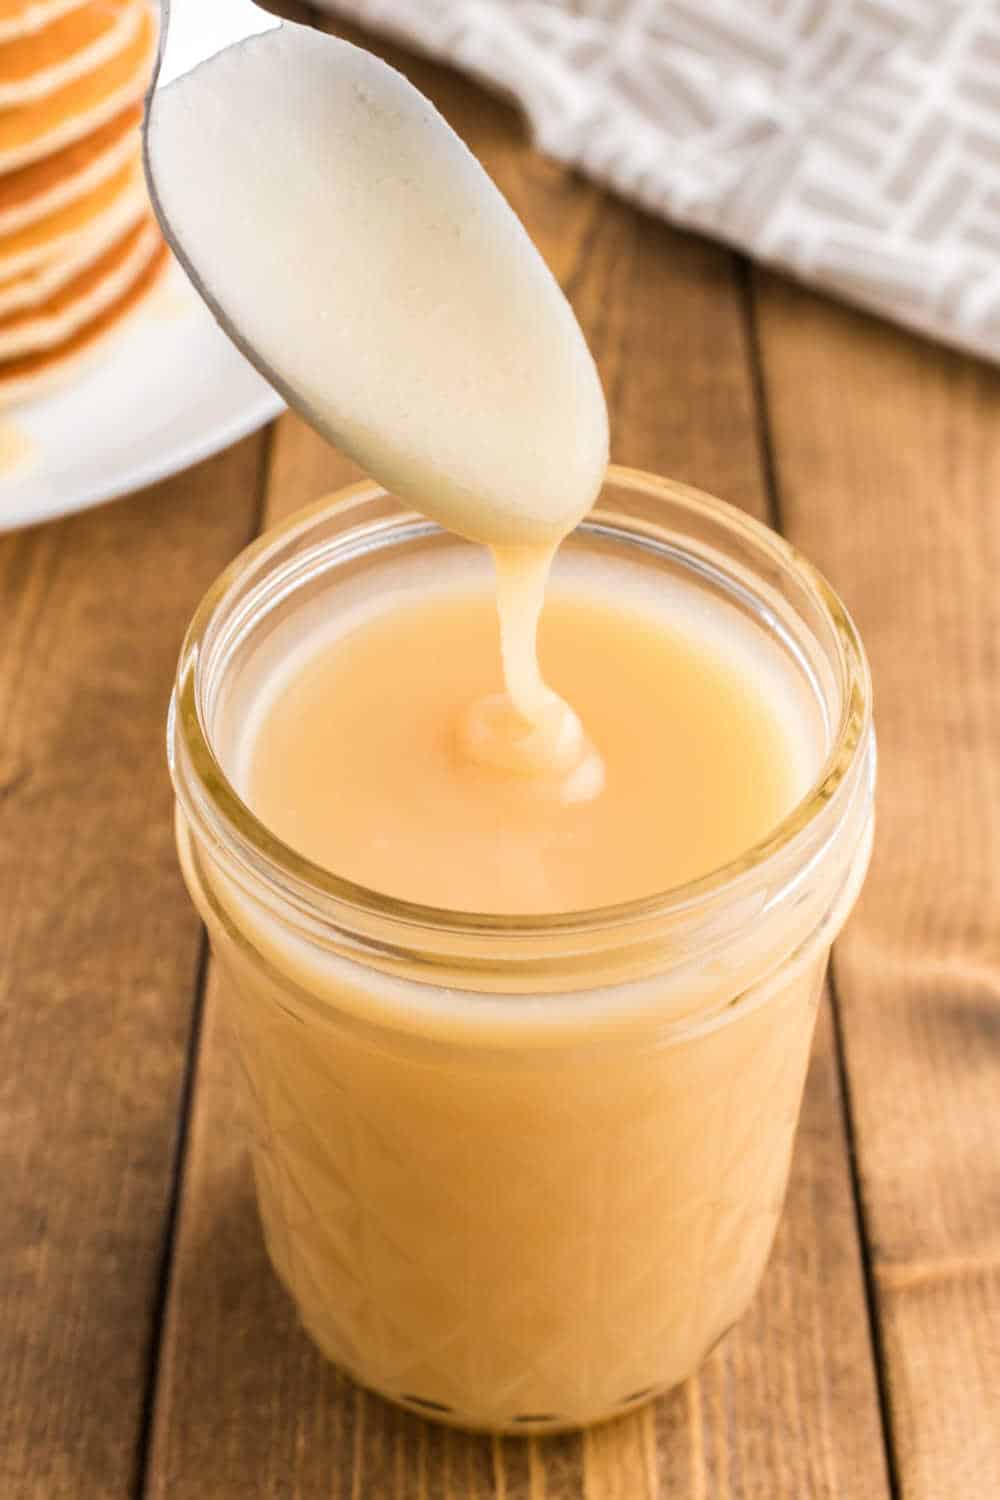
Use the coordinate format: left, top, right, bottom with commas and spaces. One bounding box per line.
312, 0, 1000, 363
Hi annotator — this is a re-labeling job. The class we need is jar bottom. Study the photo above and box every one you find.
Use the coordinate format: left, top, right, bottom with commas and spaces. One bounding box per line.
252, 1141, 754, 1433
212, 918, 822, 1440
246, 1098, 786, 1436
296, 1306, 741, 1435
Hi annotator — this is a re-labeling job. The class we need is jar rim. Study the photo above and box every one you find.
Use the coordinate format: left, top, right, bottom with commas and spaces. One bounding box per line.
170, 465, 873, 945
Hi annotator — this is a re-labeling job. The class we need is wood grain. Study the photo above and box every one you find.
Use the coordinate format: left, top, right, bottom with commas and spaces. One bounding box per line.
0, 437, 269, 1498
145, 21, 889, 1500
753, 274, 1000, 1500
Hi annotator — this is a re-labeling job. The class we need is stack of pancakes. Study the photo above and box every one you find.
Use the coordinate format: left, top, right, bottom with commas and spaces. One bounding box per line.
0, 0, 166, 405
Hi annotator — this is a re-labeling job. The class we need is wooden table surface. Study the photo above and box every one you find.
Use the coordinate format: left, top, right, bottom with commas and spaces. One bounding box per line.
3, 10, 999, 1499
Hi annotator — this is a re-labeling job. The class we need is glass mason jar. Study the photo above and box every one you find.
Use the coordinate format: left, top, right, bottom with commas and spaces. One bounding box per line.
169, 468, 875, 1434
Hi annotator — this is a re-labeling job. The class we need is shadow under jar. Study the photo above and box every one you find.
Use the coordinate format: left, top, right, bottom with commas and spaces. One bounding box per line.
168, 467, 875, 1433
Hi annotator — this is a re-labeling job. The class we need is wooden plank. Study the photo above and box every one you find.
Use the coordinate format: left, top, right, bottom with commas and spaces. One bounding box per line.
146, 22, 890, 1500
752, 273, 1000, 1497
0, 436, 269, 1499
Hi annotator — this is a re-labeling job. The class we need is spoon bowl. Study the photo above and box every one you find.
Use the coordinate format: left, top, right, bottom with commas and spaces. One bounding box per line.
142, 0, 608, 546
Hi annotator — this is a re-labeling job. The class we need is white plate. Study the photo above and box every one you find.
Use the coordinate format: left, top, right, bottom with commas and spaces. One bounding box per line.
0, 0, 287, 534
0, 261, 284, 533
